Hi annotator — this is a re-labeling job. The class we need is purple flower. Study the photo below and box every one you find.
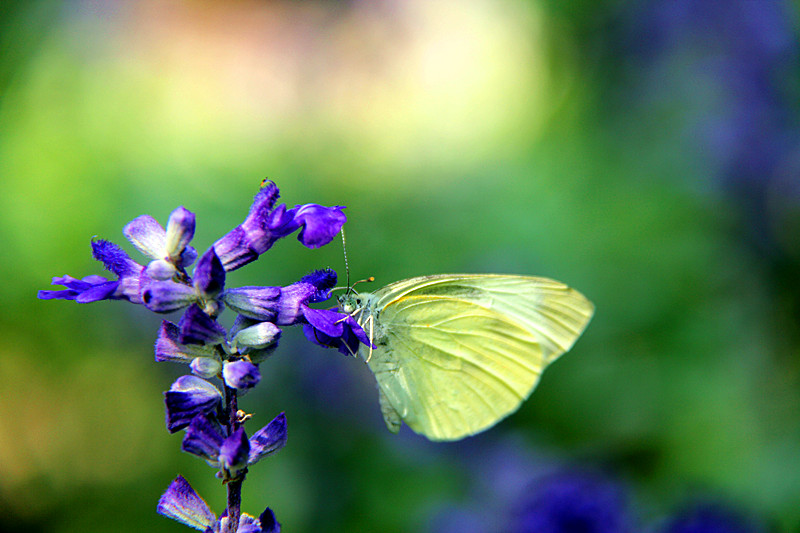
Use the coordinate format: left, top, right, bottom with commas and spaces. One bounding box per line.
303, 307, 372, 356
223, 360, 261, 390
274, 203, 348, 249
214, 181, 346, 272
230, 321, 282, 352
38, 240, 145, 304
155, 320, 222, 376
157, 475, 216, 531
165, 375, 223, 433
219, 427, 250, 477
258, 508, 281, 533
124, 206, 197, 280
179, 304, 227, 345
38, 274, 119, 303
248, 413, 288, 465
142, 280, 197, 313
193, 247, 226, 298
223, 268, 337, 324
141, 248, 226, 315
158, 475, 279, 533
223, 286, 281, 322
183, 413, 287, 470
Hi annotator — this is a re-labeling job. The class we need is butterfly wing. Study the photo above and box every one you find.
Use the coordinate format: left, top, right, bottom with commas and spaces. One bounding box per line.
362, 274, 593, 441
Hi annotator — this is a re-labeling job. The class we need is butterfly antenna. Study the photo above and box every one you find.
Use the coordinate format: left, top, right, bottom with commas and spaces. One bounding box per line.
341, 228, 352, 296
337, 228, 374, 297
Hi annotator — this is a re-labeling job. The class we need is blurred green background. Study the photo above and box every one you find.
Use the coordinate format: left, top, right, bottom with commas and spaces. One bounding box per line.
2, 1, 799, 531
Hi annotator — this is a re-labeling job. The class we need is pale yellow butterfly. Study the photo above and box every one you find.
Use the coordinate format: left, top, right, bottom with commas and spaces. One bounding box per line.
338, 274, 594, 441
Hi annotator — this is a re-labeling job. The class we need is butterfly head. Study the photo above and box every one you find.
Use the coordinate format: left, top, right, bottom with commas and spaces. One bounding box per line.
336, 274, 374, 315
337, 292, 363, 315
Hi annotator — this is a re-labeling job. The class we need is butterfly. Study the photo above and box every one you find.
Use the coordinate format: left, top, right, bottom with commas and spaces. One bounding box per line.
337, 274, 593, 441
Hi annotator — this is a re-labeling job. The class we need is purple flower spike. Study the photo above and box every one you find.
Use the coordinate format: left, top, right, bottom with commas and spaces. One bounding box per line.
259, 508, 281, 533
155, 321, 219, 363
179, 304, 227, 345
219, 427, 250, 477
165, 375, 223, 433
223, 361, 261, 390
182, 414, 224, 464
248, 413, 287, 465
157, 475, 216, 531
38, 274, 119, 303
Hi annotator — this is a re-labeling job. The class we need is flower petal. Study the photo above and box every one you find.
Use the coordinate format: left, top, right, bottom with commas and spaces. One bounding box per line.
123, 215, 167, 259
289, 204, 347, 249
219, 427, 250, 476
179, 304, 227, 345
156, 475, 216, 531
303, 309, 372, 356
182, 414, 224, 463
145, 258, 178, 281
165, 206, 196, 261
303, 307, 345, 338
299, 269, 338, 302
231, 322, 281, 351
91, 239, 142, 279
143, 280, 197, 313
155, 321, 220, 363
194, 248, 226, 297
190, 357, 222, 379
213, 183, 281, 272
258, 508, 281, 533
237, 513, 266, 533
222, 286, 281, 321
248, 413, 287, 465
222, 361, 261, 390
165, 375, 223, 433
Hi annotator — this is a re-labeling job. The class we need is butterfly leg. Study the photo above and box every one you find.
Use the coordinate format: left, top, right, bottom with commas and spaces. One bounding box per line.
365, 314, 375, 363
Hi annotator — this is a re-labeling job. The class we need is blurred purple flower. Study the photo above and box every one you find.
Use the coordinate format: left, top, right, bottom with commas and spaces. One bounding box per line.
510, 470, 630, 533
658, 501, 766, 533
